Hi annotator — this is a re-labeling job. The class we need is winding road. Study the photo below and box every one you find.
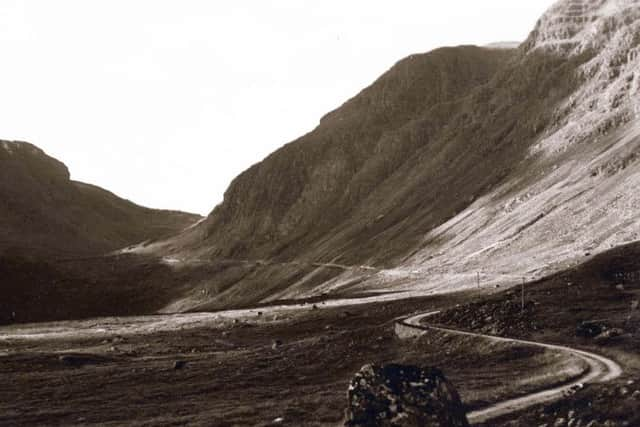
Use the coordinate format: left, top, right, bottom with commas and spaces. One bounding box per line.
0, 295, 623, 425
396, 312, 623, 425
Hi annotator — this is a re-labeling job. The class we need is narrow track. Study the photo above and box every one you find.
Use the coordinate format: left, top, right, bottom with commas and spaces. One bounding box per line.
397, 312, 623, 425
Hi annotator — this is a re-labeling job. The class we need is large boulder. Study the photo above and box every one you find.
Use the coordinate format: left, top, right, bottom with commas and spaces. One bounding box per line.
345, 364, 469, 427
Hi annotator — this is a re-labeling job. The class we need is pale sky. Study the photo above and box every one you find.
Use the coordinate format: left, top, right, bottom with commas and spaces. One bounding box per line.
0, 1, 556, 215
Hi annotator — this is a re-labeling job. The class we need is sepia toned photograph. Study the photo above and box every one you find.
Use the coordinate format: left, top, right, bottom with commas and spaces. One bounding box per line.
1, 1, 639, 426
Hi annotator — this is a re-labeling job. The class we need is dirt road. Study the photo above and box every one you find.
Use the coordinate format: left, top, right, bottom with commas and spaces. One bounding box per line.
0, 293, 624, 425
398, 312, 623, 425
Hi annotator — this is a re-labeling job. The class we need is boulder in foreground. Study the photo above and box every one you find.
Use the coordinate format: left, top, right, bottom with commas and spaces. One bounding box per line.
345, 364, 469, 427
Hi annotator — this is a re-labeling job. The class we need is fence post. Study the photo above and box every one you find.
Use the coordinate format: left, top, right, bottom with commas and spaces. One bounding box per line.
521, 277, 525, 314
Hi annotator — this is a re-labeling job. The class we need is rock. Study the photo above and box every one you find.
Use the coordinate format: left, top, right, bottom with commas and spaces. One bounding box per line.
112, 336, 126, 344
631, 300, 639, 310
631, 390, 640, 399
59, 354, 107, 367
173, 360, 188, 370
615, 284, 625, 291
554, 418, 566, 427
272, 417, 284, 424
272, 339, 283, 350
576, 321, 606, 338
345, 364, 469, 427
594, 328, 624, 344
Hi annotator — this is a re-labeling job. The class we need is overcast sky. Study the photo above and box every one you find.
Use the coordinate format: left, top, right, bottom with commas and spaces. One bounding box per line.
0, 1, 556, 215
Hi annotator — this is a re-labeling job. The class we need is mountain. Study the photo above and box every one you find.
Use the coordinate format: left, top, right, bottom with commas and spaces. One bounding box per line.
153, 45, 517, 264
0, 140, 201, 257
4, 0, 639, 322
0, 140, 204, 323
137, 0, 640, 312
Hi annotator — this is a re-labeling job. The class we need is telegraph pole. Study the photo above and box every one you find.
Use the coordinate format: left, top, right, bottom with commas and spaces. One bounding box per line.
521, 277, 525, 315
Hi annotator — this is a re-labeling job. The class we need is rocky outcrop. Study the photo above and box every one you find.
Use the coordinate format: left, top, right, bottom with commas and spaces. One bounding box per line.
345, 364, 469, 427
523, 0, 640, 148
525, 0, 640, 53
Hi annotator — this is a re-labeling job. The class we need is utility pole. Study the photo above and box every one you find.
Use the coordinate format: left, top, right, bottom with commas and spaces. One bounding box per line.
521, 277, 525, 315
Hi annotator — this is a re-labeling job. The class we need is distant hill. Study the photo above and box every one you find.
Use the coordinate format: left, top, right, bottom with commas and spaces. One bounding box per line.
0, 140, 201, 257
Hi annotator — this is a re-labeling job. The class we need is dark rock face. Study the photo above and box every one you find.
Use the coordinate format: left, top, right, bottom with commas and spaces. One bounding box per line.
59, 354, 110, 367
173, 360, 188, 370
576, 320, 607, 338
345, 364, 469, 427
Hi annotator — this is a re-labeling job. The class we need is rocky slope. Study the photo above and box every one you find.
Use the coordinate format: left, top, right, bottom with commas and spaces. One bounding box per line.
0, 140, 201, 257
136, 45, 524, 308
140, 0, 640, 312
158, 45, 516, 262
398, 0, 640, 292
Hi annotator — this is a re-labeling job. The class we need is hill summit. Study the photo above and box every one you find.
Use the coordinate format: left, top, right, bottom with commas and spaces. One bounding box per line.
0, 140, 200, 257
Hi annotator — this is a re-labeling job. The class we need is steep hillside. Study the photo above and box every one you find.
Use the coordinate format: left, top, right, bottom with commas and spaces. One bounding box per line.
143, 0, 640, 312
157, 45, 518, 263
0, 140, 201, 257
396, 0, 640, 292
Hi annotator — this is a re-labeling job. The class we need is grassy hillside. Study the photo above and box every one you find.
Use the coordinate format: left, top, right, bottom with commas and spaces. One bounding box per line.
0, 140, 200, 257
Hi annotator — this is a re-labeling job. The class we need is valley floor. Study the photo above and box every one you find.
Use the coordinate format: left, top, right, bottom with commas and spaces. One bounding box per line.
1, 267, 638, 427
